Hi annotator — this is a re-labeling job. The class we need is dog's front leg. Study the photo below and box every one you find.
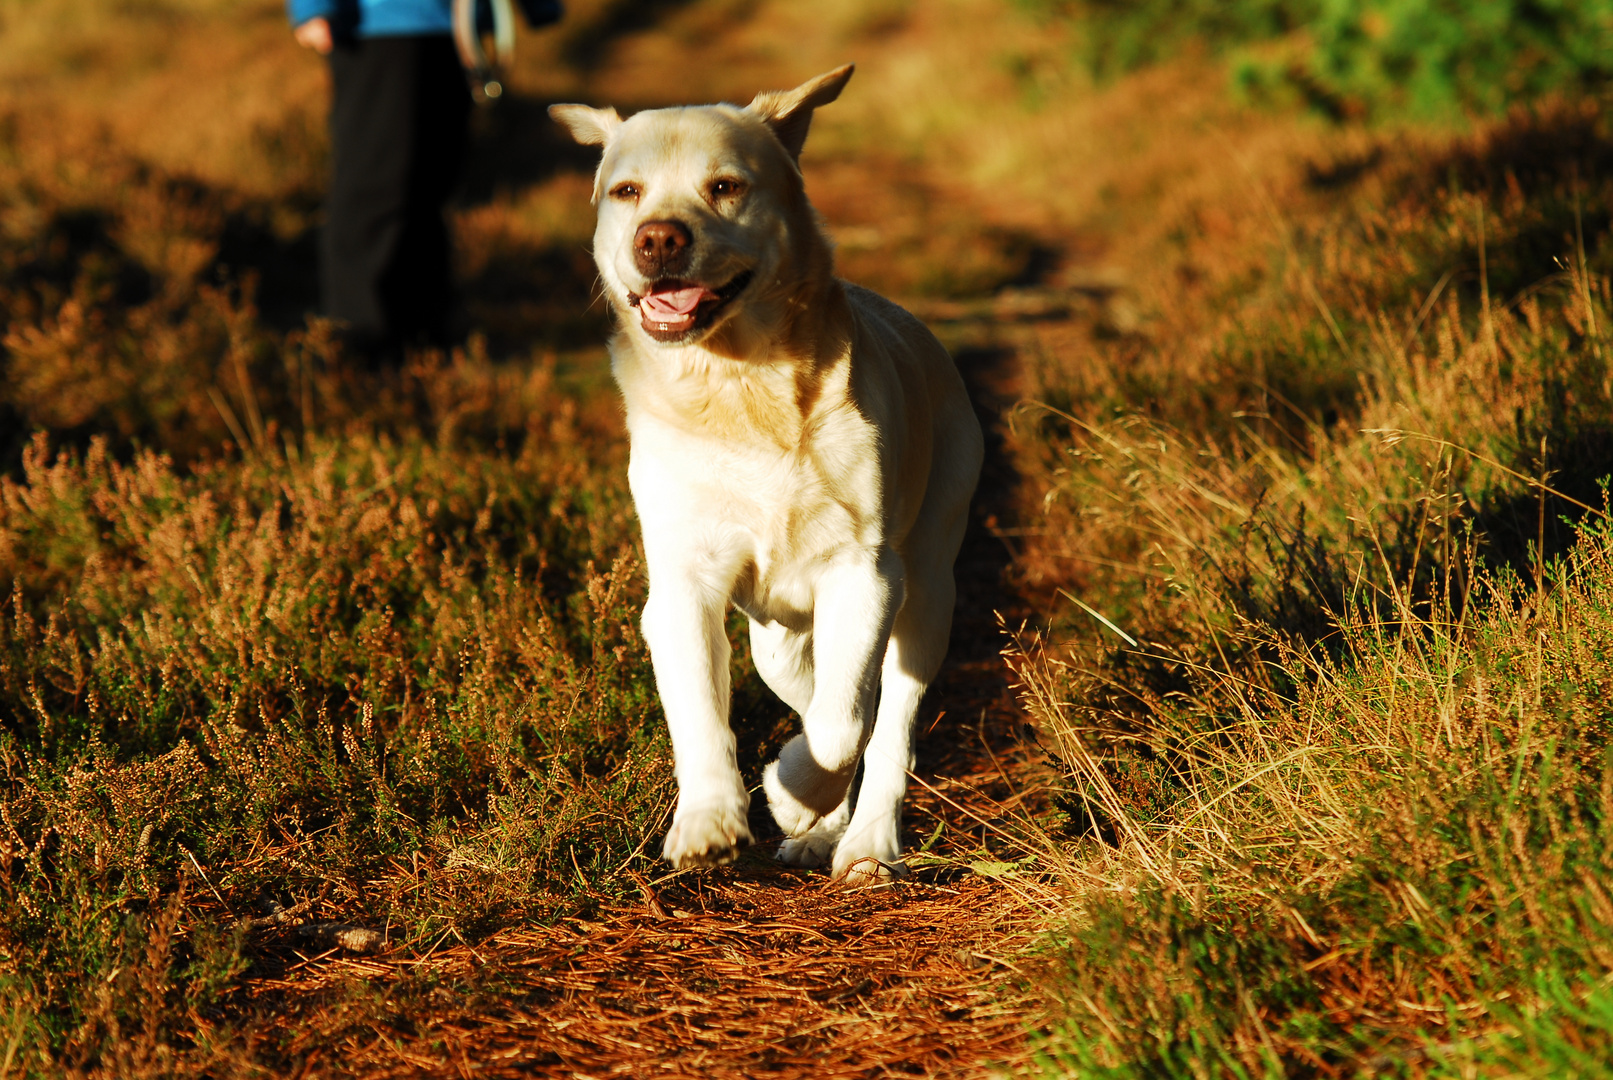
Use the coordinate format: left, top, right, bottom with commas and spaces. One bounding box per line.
643, 579, 754, 867
763, 548, 903, 839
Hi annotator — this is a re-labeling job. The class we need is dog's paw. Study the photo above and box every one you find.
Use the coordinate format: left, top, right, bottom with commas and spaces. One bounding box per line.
763, 736, 854, 837
829, 821, 907, 887
832, 853, 908, 888
762, 758, 819, 837
662, 803, 753, 869
775, 802, 850, 868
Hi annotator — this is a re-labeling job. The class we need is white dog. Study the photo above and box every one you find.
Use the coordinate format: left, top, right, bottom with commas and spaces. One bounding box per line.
550, 65, 982, 884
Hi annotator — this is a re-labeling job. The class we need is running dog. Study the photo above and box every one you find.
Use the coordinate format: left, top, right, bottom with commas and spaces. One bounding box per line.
550, 65, 982, 884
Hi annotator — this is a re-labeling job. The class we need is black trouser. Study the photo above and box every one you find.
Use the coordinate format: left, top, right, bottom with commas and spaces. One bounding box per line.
324, 34, 470, 350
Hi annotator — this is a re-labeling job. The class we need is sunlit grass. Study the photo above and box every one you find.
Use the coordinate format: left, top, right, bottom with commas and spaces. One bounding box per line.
1005, 82, 1613, 1075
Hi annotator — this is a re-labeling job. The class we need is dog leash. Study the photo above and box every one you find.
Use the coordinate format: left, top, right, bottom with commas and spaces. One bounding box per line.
452, 0, 516, 102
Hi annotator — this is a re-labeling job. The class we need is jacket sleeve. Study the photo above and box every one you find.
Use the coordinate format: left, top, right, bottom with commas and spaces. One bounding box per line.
287, 0, 337, 26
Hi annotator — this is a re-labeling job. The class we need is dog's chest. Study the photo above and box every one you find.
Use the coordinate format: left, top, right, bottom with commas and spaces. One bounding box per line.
625, 390, 881, 625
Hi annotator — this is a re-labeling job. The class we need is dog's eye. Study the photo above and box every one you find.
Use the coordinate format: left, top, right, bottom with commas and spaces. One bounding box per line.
610, 182, 641, 201
709, 178, 745, 199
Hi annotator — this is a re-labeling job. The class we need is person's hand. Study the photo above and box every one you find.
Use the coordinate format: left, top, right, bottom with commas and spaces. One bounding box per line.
294, 16, 334, 54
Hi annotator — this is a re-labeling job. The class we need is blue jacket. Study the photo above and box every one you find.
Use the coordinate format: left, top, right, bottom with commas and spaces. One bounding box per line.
287, 0, 452, 37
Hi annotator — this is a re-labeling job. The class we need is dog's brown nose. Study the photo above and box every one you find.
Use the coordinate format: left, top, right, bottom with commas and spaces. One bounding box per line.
634, 220, 692, 273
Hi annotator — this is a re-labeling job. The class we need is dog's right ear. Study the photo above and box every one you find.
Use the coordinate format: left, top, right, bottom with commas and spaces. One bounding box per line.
548, 104, 623, 147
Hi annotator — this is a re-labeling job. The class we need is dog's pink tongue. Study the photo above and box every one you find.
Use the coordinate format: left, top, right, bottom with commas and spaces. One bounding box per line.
642, 286, 707, 317
640, 285, 713, 332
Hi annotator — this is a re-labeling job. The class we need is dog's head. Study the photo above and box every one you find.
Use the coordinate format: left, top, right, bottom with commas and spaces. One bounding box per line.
550, 66, 853, 349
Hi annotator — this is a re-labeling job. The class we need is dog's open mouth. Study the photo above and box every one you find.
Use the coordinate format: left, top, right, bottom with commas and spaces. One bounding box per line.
628, 271, 753, 341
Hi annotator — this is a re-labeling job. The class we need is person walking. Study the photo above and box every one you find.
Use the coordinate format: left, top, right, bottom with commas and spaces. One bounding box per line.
290, 0, 471, 362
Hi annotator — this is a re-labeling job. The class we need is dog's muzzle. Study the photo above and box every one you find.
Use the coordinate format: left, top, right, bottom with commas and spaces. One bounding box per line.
628, 270, 755, 343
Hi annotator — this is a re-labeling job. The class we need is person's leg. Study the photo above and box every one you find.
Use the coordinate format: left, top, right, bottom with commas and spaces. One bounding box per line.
323, 36, 423, 355
383, 35, 471, 346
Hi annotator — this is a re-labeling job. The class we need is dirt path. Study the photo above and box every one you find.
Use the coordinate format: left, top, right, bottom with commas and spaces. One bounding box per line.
304, 876, 1036, 1079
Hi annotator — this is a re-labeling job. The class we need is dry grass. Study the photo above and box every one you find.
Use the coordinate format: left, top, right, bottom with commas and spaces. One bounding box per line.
995, 79, 1613, 1077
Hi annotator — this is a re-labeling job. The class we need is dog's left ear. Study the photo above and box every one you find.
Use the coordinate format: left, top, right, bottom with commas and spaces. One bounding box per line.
746, 64, 854, 162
